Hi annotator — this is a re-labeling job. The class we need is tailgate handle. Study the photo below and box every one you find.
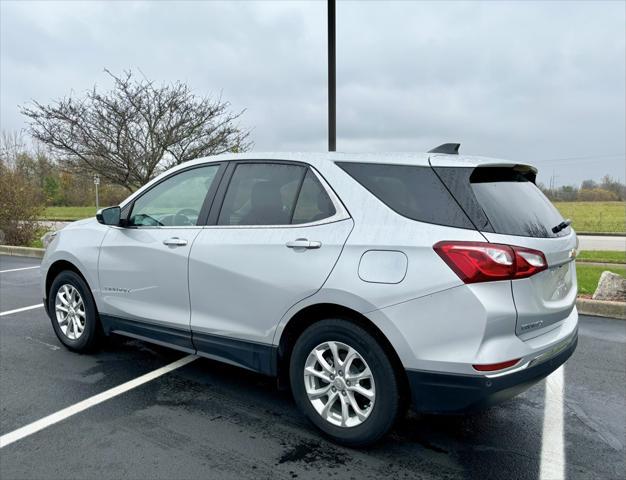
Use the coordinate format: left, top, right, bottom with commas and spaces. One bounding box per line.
286, 239, 321, 249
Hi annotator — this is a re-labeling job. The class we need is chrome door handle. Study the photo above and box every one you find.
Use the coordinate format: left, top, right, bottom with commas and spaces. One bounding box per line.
285, 239, 321, 249
163, 237, 188, 247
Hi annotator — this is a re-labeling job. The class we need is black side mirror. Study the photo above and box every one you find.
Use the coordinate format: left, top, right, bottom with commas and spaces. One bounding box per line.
96, 206, 121, 226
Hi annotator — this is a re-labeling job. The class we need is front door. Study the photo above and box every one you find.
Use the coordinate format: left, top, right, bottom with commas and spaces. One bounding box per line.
188, 162, 353, 372
98, 163, 223, 351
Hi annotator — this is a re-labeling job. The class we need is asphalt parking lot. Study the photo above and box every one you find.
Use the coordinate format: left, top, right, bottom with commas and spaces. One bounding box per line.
0, 254, 624, 480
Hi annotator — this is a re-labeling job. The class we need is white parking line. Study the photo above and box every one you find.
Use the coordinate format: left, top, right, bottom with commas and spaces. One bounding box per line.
0, 354, 197, 448
0, 304, 43, 317
0, 266, 40, 274
540, 366, 565, 480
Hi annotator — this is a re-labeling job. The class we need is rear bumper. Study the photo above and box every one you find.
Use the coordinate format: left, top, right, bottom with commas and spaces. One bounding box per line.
406, 330, 577, 413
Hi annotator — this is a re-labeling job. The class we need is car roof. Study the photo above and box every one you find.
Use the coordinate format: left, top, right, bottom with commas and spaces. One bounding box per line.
182, 151, 531, 169
120, 151, 535, 208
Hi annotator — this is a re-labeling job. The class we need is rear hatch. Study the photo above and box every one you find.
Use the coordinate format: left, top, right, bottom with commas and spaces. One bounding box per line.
431, 156, 577, 338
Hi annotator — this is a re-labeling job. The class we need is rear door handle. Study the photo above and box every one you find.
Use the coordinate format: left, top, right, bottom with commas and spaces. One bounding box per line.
163, 237, 188, 247
285, 239, 322, 249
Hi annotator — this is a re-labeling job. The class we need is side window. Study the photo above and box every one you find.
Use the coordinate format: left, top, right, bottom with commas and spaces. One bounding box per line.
129, 165, 220, 227
292, 170, 336, 224
337, 162, 474, 229
218, 163, 306, 226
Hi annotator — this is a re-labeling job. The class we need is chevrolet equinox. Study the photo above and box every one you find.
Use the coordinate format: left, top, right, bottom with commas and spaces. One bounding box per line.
41, 146, 578, 446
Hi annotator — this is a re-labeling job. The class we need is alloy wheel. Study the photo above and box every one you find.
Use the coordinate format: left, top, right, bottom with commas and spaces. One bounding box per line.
54, 284, 86, 340
303, 341, 376, 428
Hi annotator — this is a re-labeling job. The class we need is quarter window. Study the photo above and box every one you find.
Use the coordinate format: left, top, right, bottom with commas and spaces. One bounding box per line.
337, 162, 474, 229
292, 170, 336, 224
129, 165, 220, 227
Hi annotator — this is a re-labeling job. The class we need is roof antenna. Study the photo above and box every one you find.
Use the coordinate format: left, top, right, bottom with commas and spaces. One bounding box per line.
428, 143, 460, 155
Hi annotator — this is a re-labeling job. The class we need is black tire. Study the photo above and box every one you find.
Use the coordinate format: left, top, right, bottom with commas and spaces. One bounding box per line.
289, 319, 400, 446
48, 270, 101, 352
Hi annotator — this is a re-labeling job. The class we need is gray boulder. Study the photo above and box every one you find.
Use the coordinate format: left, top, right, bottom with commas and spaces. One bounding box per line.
592, 271, 626, 302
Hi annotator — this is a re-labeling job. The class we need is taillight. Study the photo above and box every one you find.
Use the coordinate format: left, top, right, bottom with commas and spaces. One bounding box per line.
433, 241, 547, 284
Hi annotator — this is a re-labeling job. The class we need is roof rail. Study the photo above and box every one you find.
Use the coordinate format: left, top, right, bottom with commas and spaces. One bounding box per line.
428, 143, 460, 155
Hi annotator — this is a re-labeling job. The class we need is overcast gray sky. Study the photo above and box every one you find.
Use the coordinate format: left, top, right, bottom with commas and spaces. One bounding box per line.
1, 0, 624, 186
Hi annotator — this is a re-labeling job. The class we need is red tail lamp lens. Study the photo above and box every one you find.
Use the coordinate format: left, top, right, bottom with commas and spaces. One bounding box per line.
433, 241, 547, 284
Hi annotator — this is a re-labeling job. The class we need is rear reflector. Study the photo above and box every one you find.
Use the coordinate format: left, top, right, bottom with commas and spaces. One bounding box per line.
473, 358, 521, 372
433, 241, 547, 284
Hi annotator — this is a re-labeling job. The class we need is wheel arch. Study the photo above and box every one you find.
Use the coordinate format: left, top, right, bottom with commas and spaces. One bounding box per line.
45, 260, 91, 312
276, 302, 410, 403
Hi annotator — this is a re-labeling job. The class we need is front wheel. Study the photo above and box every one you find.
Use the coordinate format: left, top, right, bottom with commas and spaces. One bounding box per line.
289, 319, 400, 446
48, 270, 101, 352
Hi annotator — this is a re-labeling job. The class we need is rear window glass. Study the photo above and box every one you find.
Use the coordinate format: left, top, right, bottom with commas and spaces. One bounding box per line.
336, 162, 474, 229
469, 167, 568, 238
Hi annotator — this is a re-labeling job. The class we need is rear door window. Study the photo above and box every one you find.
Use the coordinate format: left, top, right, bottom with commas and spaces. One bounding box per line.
336, 162, 474, 229
218, 163, 305, 226
218, 163, 339, 226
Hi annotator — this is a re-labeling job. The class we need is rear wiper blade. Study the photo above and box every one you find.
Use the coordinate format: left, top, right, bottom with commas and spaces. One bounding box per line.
552, 219, 572, 234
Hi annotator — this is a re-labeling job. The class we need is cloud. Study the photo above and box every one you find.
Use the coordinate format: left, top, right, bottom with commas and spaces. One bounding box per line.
1, 0, 624, 186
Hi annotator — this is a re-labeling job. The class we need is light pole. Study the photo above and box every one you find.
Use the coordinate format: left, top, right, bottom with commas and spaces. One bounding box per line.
328, 0, 336, 152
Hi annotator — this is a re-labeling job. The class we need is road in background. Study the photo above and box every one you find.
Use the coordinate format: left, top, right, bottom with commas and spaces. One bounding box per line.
577, 235, 626, 252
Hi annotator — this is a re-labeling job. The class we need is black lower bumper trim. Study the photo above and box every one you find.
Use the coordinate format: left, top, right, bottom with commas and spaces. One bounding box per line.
406, 332, 578, 413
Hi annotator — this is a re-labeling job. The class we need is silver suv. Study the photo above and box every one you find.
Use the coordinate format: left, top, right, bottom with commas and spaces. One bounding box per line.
41, 148, 578, 446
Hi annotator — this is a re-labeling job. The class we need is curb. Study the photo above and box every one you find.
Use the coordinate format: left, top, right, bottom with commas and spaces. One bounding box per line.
0, 245, 45, 258
39, 218, 83, 222
576, 298, 626, 320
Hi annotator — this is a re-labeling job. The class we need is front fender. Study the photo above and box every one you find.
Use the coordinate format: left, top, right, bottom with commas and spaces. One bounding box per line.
41, 218, 109, 306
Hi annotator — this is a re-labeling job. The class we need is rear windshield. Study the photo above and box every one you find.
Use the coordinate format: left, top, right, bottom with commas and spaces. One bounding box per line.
336, 162, 474, 229
436, 166, 569, 238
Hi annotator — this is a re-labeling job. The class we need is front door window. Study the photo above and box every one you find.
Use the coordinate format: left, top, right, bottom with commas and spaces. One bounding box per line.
129, 165, 220, 227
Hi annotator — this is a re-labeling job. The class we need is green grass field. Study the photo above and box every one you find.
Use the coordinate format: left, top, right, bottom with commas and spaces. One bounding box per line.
554, 202, 625, 234
577, 250, 626, 264
576, 264, 626, 295
41, 206, 97, 221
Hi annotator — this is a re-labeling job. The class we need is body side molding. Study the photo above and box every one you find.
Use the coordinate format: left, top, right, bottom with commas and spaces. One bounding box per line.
100, 315, 278, 376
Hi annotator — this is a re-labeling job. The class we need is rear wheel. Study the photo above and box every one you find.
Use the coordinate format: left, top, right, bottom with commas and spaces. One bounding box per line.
48, 270, 101, 352
289, 319, 400, 446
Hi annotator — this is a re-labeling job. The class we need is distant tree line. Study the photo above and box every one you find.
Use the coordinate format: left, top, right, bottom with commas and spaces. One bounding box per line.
538, 175, 625, 202
1, 134, 127, 207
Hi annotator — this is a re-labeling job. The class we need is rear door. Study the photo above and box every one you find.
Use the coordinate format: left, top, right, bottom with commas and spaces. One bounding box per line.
188, 161, 353, 372
432, 161, 578, 338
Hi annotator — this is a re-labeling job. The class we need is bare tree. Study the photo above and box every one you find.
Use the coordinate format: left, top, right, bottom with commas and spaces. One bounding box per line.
21, 70, 251, 191
0, 131, 27, 167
